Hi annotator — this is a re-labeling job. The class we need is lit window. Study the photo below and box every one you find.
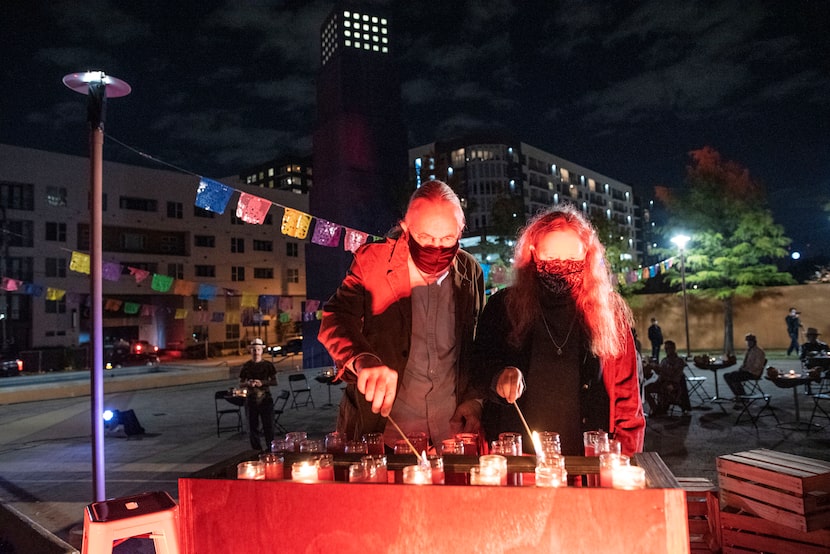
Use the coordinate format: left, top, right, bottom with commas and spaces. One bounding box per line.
355, 42, 361, 48
362, 14, 369, 21
382, 37, 388, 43
381, 18, 387, 24
344, 10, 350, 17
382, 47, 388, 53
373, 35, 379, 42
372, 16, 378, 23
345, 40, 351, 46
381, 28, 387, 34
353, 12, 360, 19
344, 20, 350, 27
364, 43, 369, 49
345, 30, 351, 37
363, 24, 369, 30
373, 45, 379, 51
372, 26, 377, 32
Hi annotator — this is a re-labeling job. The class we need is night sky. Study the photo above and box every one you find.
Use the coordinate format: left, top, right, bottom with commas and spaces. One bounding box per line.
2, 1, 828, 255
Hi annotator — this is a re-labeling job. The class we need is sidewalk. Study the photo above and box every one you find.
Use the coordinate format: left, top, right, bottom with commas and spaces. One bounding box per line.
0, 351, 828, 551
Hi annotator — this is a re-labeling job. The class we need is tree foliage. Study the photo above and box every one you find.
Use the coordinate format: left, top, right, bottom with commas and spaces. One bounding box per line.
657, 146, 794, 354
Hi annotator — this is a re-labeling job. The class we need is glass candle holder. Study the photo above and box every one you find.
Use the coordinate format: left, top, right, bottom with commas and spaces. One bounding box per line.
299, 439, 324, 453
291, 460, 319, 483
259, 453, 284, 481
285, 431, 308, 453
406, 432, 428, 454
612, 465, 646, 490
539, 432, 561, 454
582, 430, 608, 456
325, 431, 345, 453
344, 440, 368, 454
599, 453, 630, 488
535, 464, 567, 488
402, 465, 432, 485
315, 454, 335, 481
271, 438, 290, 454
469, 464, 501, 486
455, 433, 479, 456
360, 455, 388, 483
348, 463, 367, 483
498, 432, 522, 455
428, 455, 445, 485
441, 439, 464, 455
363, 432, 385, 455
237, 461, 265, 480
479, 454, 508, 486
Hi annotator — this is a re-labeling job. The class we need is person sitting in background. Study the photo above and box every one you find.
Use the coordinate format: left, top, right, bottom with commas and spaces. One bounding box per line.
801, 327, 828, 365
724, 334, 765, 398
644, 340, 691, 416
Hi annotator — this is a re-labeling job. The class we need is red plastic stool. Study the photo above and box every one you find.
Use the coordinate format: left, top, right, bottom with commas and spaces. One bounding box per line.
82, 490, 180, 554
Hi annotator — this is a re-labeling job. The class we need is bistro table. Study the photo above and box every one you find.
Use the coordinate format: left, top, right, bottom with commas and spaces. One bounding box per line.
314, 368, 337, 408
693, 355, 737, 409
767, 372, 821, 431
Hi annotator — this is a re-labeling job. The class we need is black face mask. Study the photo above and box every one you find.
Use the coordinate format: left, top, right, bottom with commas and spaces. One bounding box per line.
535, 258, 585, 296
408, 234, 459, 275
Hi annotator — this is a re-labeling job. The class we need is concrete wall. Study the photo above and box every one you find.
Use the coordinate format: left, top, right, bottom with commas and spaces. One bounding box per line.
629, 284, 830, 354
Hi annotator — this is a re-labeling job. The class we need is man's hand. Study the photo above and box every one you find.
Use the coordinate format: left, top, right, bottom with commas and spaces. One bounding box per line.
495, 366, 524, 404
356, 365, 398, 417
450, 399, 482, 434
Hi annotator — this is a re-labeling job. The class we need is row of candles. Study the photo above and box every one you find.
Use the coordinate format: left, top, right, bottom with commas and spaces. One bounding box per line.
236, 429, 645, 490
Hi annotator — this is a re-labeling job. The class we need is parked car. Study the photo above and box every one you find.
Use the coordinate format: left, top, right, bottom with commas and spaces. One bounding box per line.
0, 356, 23, 377
106, 339, 160, 367
267, 338, 303, 358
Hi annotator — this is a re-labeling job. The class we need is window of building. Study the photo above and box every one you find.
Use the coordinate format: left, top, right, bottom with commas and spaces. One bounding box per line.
192, 325, 208, 341
120, 233, 145, 251
119, 196, 157, 212
159, 235, 183, 253
231, 238, 245, 253
232, 266, 245, 281
8, 220, 33, 247
193, 297, 209, 311
46, 186, 67, 207
286, 242, 299, 257
129, 261, 158, 273
167, 201, 183, 219
194, 235, 215, 247
195, 206, 215, 219
253, 240, 273, 252
286, 268, 299, 283
226, 324, 240, 340
45, 257, 67, 278
0, 181, 34, 210
168, 263, 184, 279
45, 222, 66, 242
195, 265, 216, 278
254, 267, 274, 279
45, 297, 67, 314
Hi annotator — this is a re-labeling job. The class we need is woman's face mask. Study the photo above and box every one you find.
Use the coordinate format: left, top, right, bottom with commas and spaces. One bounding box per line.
535, 258, 585, 296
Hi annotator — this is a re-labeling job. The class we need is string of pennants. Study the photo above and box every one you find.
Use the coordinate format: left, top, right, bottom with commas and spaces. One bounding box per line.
195, 177, 383, 251
617, 257, 677, 285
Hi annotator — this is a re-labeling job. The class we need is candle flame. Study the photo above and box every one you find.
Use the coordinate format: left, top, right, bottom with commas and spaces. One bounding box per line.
531, 431, 544, 458
420, 450, 429, 469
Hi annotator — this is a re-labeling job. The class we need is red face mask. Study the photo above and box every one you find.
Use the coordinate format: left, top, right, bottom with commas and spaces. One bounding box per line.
408, 234, 459, 275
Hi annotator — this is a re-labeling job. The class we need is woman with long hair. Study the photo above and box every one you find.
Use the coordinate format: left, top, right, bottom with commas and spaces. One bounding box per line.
475, 203, 644, 456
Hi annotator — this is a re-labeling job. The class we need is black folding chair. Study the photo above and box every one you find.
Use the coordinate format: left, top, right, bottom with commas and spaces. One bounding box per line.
288, 373, 315, 409
273, 390, 290, 433
735, 377, 779, 429
214, 390, 242, 436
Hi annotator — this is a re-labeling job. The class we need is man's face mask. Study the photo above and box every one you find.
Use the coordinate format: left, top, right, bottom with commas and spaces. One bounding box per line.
535, 258, 585, 296
408, 233, 459, 274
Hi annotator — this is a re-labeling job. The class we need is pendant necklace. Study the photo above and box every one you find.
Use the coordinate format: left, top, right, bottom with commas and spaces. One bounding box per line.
541, 312, 578, 356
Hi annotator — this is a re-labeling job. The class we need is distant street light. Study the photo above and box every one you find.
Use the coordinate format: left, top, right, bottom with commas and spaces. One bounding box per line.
671, 234, 691, 360
63, 70, 131, 503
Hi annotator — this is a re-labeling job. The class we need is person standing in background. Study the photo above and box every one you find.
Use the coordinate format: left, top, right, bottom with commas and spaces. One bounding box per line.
785, 307, 802, 356
239, 338, 277, 452
648, 318, 664, 362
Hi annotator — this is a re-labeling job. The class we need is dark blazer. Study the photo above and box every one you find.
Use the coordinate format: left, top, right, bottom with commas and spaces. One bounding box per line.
318, 235, 484, 440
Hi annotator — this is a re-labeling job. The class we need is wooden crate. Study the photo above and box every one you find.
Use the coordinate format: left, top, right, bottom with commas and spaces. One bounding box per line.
721, 506, 830, 554
717, 449, 830, 532
679, 477, 721, 553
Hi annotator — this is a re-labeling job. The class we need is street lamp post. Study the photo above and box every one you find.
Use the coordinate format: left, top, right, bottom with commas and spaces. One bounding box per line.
671, 234, 691, 360
63, 71, 131, 502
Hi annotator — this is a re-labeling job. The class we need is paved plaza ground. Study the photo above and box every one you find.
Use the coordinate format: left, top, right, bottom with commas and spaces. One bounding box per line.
0, 350, 828, 551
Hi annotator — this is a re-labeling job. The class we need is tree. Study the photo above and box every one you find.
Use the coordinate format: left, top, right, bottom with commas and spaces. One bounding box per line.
657, 147, 795, 355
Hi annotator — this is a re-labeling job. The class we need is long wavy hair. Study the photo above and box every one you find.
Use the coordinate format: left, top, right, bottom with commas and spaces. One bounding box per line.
504, 203, 634, 358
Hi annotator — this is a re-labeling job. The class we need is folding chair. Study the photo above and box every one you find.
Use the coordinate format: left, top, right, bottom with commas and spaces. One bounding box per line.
684, 364, 708, 408
735, 377, 779, 429
214, 390, 242, 436
288, 373, 315, 409
273, 390, 290, 433
808, 369, 830, 431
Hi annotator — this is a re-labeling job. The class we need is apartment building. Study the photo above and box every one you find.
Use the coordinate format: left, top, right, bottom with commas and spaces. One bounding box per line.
0, 144, 307, 361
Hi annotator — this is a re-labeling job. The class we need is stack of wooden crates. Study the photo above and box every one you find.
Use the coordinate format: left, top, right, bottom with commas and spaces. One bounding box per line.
716, 449, 830, 553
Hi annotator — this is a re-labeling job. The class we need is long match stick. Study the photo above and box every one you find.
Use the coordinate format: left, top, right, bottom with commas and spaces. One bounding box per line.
386, 414, 427, 465
513, 401, 536, 452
